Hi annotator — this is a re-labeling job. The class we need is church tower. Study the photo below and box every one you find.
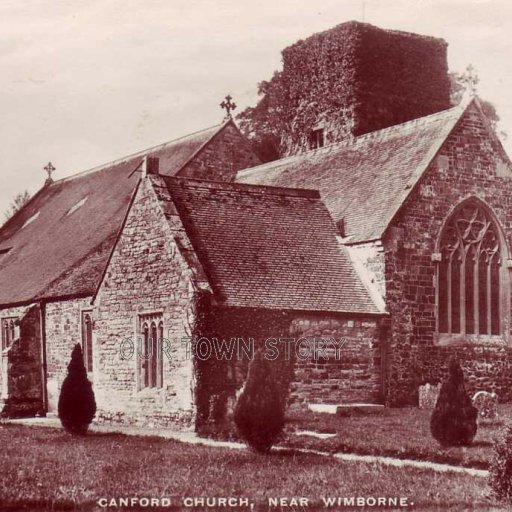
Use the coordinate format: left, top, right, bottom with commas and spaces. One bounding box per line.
240, 21, 452, 159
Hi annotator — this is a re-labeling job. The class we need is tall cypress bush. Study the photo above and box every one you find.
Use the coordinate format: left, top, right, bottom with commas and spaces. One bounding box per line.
58, 343, 96, 435
430, 359, 477, 447
234, 353, 286, 453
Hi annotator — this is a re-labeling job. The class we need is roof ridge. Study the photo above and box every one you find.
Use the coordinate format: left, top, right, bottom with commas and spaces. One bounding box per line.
238, 103, 464, 178
164, 176, 320, 199
57, 121, 227, 184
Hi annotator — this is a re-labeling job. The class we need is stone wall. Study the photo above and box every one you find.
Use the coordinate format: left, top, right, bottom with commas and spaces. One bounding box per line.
289, 315, 384, 409
45, 297, 92, 412
383, 102, 512, 404
94, 177, 197, 429
347, 241, 386, 298
192, 299, 384, 431
1, 304, 45, 417
178, 121, 261, 182
191, 299, 294, 430
0, 304, 26, 400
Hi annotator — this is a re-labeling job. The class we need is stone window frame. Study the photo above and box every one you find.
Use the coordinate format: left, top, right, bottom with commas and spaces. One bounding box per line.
434, 197, 511, 345
136, 311, 164, 391
80, 310, 94, 374
1, 317, 18, 351
308, 128, 325, 150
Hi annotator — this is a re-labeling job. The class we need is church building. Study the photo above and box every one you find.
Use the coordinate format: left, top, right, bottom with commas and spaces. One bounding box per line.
1, 21, 511, 428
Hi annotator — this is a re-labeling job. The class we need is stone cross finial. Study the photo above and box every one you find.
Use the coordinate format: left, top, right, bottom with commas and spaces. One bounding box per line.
220, 95, 237, 119
44, 161, 55, 184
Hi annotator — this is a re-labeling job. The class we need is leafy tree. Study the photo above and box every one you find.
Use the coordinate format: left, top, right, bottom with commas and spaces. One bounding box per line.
234, 352, 286, 453
4, 190, 31, 221
237, 73, 285, 162
58, 344, 96, 435
430, 359, 478, 447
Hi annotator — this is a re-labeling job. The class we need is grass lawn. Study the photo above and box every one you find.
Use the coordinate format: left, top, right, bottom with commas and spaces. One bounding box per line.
0, 423, 504, 511
283, 405, 512, 470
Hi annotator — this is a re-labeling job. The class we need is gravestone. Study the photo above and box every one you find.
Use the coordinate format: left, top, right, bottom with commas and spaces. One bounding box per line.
472, 390, 498, 419
418, 383, 441, 409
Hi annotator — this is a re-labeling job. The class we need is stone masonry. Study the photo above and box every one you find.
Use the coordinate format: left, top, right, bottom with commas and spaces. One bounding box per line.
94, 177, 198, 429
0, 304, 45, 417
382, 102, 512, 405
289, 315, 384, 408
178, 121, 261, 182
45, 297, 93, 413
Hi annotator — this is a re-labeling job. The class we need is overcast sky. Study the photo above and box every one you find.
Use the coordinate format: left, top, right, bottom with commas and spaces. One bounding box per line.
1, 0, 511, 216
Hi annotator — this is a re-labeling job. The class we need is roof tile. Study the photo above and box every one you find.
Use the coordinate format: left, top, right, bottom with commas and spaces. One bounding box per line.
159, 176, 381, 314
237, 104, 466, 243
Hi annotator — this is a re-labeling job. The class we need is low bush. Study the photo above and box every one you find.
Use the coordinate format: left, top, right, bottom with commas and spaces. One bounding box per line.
430, 359, 478, 447
489, 423, 512, 503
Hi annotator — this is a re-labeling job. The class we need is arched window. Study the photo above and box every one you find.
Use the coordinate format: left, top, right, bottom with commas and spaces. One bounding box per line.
157, 321, 164, 388
1, 317, 18, 350
8, 320, 14, 342
138, 314, 164, 390
150, 321, 158, 388
438, 201, 504, 336
81, 312, 93, 373
142, 321, 150, 388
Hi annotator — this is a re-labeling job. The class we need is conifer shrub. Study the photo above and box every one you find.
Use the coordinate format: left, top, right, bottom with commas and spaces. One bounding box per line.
489, 423, 512, 503
58, 344, 96, 435
234, 353, 286, 453
430, 359, 478, 447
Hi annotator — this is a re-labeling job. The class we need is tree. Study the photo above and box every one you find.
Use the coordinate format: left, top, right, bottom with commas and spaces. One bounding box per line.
4, 190, 31, 221
234, 353, 286, 453
430, 359, 478, 447
58, 343, 96, 435
236, 73, 286, 163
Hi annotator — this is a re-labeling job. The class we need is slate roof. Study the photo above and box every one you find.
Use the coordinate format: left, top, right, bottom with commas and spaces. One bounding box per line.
0, 122, 230, 307
155, 176, 382, 314
237, 102, 468, 243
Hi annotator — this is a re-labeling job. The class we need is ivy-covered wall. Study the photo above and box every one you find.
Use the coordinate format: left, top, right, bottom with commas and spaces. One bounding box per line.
238, 21, 451, 159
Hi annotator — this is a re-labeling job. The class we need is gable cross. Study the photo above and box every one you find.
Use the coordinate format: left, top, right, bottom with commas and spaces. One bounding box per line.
44, 161, 56, 184
220, 95, 237, 119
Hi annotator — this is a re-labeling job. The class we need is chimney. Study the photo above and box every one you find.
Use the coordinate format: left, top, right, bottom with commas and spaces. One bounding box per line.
140, 156, 160, 177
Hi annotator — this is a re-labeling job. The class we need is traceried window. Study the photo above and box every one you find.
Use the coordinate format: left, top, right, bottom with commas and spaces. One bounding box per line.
1, 317, 18, 350
81, 311, 93, 373
438, 201, 503, 336
138, 314, 164, 389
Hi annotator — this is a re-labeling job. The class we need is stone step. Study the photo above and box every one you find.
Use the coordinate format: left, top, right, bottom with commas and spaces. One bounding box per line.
308, 403, 385, 416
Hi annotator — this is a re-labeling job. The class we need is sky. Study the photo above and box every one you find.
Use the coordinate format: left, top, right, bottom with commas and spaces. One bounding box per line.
1, 0, 512, 216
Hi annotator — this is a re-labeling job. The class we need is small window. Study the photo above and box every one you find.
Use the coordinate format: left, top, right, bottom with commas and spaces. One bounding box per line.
22, 211, 40, 229
1, 317, 18, 350
81, 311, 93, 372
138, 313, 164, 389
309, 128, 324, 150
67, 197, 88, 216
